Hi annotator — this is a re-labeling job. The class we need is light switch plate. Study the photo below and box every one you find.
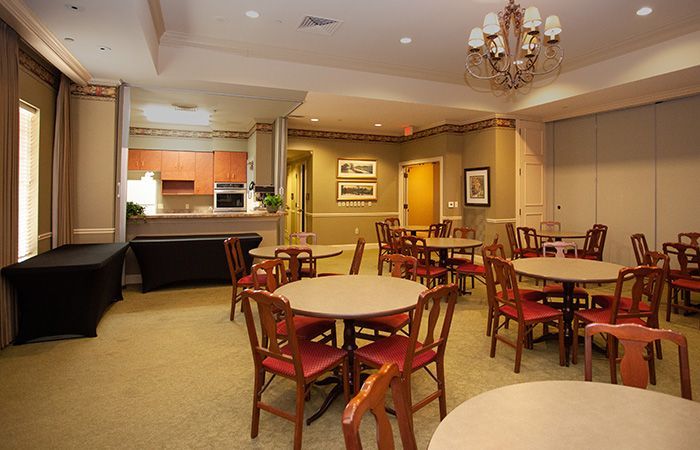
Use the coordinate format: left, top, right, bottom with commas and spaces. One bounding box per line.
454, 201, 458, 208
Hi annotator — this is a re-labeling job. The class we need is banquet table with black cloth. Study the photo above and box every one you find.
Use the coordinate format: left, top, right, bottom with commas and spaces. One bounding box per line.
1, 243, 129, 344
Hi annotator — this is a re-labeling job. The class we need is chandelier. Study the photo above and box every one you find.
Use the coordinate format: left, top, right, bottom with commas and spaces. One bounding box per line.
465, 0, 563, 91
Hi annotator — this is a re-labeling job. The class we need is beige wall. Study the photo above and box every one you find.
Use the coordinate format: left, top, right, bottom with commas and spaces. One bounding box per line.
288, 136, 401, 244
71, 95, 117, 244
18, 66, 56, 253
128, 135, 247, 152
547, 94, 700, 266
255, 131, 273, 185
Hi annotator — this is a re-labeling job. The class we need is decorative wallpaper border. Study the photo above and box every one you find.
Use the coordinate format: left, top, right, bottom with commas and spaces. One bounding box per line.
70, 83, 118, 101
130, 127, 249, 139
19, 49, 58, 89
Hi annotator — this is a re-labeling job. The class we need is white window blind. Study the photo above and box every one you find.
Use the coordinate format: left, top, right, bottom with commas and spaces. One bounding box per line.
18, 102, 39, 262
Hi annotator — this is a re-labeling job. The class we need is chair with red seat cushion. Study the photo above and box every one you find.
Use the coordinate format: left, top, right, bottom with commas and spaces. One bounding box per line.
631, 233, 650, 266
241, 289, 348, 450
516, 227, 540, 258
275, 246, 316, 280
375, 221, 395, 272
445, 227, 476, 289
572, 263, 665, 376
354, 254, 418, 341
224, 237, 256, 321
578, 224, 608, 261
485, 254, 564, 373
541, 241, 589, 309
663, 242, 700, 325
342, 362, 417, 450
353, 284, 458, 424
584, 323, 692, 400
252, 259, 337, 345
400, 236, 448, 288
505, 222, 523, 259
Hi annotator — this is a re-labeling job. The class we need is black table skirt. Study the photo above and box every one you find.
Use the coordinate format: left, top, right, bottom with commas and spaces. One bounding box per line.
1, 243, 129, 344
129, 233, 263, 292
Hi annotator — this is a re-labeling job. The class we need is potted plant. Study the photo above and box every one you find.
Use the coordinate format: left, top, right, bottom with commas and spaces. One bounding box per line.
126, 201, 146, 219
263, 194, 283, 213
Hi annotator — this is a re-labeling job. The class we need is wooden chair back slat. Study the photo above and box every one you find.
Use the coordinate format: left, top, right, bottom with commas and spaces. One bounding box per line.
451, 227, 476, 260
275, 246, 314, 281
251, 259, 288, 291
349, 238, 366, 275
441, 219, 453, 237
609, 263, 666, 323
663, 242, 699, 276
376, 221, 392, 248
428, 223, 446, 238
505, 222, 520, 257
516, 227, 540, 253
400, 236, 432, 268
630, 233, 650, 266
223, 237, 247, 282
678, 232, 700, 247
378, 254, 418, 280
488, 256, 523, 318
384, 217, 400, 227
584, 323, 692, 400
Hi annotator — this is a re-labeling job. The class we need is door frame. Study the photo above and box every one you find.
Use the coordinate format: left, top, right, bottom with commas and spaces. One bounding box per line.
515, 119, 546, 228
398, 156, 444, 225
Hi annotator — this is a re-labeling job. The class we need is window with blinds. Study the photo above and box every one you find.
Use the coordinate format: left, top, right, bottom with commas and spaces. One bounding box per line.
18, 102, 40, 262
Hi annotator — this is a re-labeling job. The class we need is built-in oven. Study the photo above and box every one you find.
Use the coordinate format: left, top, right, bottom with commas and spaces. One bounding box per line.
214, 182, 247, 212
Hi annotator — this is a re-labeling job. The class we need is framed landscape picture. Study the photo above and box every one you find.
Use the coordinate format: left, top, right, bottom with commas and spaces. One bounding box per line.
464, 167, 490, 206
337, 181, 377, 201
337, 158, 377, 179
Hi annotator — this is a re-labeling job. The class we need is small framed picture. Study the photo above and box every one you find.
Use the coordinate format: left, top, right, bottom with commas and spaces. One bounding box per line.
337, 181, 377, 201
464, 167, 490, 206
337, 158, 377, 179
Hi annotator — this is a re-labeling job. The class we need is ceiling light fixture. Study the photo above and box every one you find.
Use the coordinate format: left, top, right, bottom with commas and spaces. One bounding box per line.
400, 37, 412, 44
98, 46, 111, 52
245, 10, 260, 19
374, 123, 382, 127
310, 118, 320, 122
142, 104, 210, 126
636, 7, 653, 16
64, 37, 75, 42
466, 0, 563, 91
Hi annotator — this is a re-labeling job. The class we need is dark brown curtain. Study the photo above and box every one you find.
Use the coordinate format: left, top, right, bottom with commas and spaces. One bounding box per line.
0, 20, 20, 348
52, 74, 73, 247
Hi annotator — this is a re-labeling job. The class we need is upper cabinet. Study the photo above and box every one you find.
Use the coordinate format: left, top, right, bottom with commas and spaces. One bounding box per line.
213, 151, 247, 182
161, 151, 196, 180
128, 149, 162, 171
194, 152, 214, 195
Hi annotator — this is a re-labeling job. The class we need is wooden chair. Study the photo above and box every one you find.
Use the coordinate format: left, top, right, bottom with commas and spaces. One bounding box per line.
486, 255, 565, 373
342, 363, 417, 450
242, 289, 349, 450
252, 259, 337, 345
441, 219, 453, 237
400, 236, 448, 288
579, 224, 607, 261
516, 227, 540, 258
584, 323, 692, 400
428, 223, 446, 238
275, 246, 316, 280
541, 241, 589, 309
663, 242, 700, 324
505, 222, 523, 259
353, 284, 459, 424
375, 221, 394, 272
630, 233, 650, 266
481, 240, 509, 337
572, 264, 665, 369
678, 232, 700, 247
384, 217, 400, 227
354, 254, 418, 341
223, 237, 255, 321
318, 237, 365, 276
289, 232, 317, 245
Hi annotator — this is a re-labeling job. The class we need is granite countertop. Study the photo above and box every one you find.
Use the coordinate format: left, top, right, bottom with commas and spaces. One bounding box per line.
127, 211, 285, 220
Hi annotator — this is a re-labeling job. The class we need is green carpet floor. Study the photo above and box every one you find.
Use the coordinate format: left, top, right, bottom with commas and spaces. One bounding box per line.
1, 248, 698, 449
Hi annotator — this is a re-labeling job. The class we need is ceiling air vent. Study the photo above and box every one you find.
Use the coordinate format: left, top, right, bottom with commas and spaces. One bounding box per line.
297, 15, 343, 36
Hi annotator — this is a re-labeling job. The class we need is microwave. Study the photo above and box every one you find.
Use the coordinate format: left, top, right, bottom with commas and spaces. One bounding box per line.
214, 182, 246, 212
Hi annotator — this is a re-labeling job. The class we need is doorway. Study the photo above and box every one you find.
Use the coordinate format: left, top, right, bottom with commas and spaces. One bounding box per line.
399, 158, 442, 226
285, 158, 307, 243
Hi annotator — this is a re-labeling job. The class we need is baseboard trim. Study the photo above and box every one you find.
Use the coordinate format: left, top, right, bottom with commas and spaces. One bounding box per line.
73, 227, 116, 235
307, 212, 399, 218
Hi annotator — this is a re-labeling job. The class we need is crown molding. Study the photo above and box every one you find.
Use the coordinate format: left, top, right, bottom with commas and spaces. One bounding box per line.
147, 0, 165, 40
0, 0, 91, 85
18, 48, 58, 88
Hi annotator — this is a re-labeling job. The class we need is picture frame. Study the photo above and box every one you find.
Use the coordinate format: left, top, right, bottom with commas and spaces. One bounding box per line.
337, 181, 377, 201
464, 167, 490, 206
337, 158, 377, 179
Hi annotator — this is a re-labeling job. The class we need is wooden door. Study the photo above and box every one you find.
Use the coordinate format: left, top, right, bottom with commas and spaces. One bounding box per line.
516, 120, 546, 229
229, 152, 247, 182
194, 152, 213, 195
161, 151, 181, 179
406, 163, 435, 225
178, 151, 196, 180
213, 151, 230, 182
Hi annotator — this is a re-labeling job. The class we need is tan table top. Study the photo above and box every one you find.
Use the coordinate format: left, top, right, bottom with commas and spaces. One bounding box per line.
425, 237, 482, 249
275, 275, 426, 319
512, 257, 624, 284
429, 381, 700, 450
390, 224, 430, 232
538, 230, 587, 239
248, 244, 343, 260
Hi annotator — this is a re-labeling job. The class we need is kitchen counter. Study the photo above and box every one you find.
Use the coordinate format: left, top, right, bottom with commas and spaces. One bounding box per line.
128, 211, 284, 220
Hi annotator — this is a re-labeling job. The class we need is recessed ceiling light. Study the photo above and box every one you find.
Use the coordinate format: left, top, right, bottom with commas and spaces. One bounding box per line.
245, 10, 260, 19
400, 37, 412, 44
64, 37, 75, 42
374, 123, 382, 127
65, 4, 81, 12
98, 46, 111, 52
310, 118, 320, 122
636, 6, 653, 16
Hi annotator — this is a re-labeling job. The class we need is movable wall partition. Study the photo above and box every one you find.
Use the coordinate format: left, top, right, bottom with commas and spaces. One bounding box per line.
546, 94, 700, 266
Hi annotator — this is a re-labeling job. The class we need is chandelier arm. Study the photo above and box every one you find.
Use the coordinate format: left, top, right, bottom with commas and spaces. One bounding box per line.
527, 47, 564, 76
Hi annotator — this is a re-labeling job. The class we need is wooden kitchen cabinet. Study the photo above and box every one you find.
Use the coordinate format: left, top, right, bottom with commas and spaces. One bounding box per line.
194, 152, 213, 195
128, 149, 162, 171
213, 151, 247, 182
161, 150, 196, 180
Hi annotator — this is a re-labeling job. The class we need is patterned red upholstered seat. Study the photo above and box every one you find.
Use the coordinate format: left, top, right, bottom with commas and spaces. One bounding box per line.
354, 335, 436, 373
592, 294, 651, 311
575, 308, 646, 326
499, 301, 562, 322
355, 314, 410, 333
415, 265, 448, 277
672, 278, 700, 291
237, 273, 265, 287
455, 262, 485, 275
262, 340, 346, 378
276, 316, 336, 340
380, 243, 393, 250
496, 288, 546, 302
543, 284, 589, 296
445, 256, 470, 266
521, 251, 539, 258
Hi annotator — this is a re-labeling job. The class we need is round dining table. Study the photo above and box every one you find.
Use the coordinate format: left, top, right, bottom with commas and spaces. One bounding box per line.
512, 257, 624, 364
275, 274, 426, 423
429, 381, 700, 450
425, 237, 482, 267
390, 224, 431, 236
